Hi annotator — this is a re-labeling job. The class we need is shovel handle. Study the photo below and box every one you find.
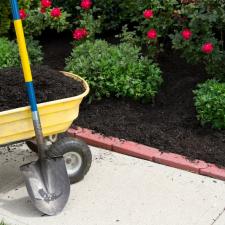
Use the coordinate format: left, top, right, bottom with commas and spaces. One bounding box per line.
9, 0, 46, 159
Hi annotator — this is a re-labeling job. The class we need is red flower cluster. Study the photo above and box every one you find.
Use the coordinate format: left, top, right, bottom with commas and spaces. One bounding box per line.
142, 8, 215, 55
181, 28, 214, 54
40, 0, 51, 14
143, 9, 154, 19
73, 28, 88, 40
143, 9, 157, 40
72, 0, 92, 40
181, 28, 192, 40
147, 29, 157, 40
80, 0, 92, 10
201, 42, 214, 54
19, 9, 27, 20
41, 0, 52, 8
51, 7, 61, 17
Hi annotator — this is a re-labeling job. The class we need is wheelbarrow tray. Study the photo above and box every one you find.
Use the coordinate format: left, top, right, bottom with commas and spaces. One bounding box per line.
0, 72, 89, 145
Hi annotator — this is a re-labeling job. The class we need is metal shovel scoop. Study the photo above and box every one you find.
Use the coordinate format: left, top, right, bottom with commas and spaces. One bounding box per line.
20, 157, 70, 215
10, 0, 70, 215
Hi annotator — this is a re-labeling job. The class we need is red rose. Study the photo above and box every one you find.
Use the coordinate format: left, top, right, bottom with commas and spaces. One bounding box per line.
80, 0, 92, 10
147, 29, 157, 39
19, 9, 27, 20
80, 28, 88, 37
41, 0, 52, 8
201, 42, 214, 54
51, 7, 61, 17
181, 28, 192, 40
73, 28, 88, 40
40, 7, 46, 13
73, 29, 83, 40
143, 9, 154, 19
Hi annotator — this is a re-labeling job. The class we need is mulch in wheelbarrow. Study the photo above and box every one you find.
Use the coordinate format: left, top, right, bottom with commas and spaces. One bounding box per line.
74, 52, 225, 168
0, 65, 84, 111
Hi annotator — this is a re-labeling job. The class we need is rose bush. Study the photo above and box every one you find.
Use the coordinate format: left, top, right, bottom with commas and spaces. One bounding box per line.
71, 0, 101, 45
136, 0, 180, 58
20, 0, 70, 36
170, 0, 225, 80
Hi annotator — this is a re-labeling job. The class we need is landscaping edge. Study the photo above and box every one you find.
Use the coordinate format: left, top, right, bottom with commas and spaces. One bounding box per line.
68, 127, 225, 181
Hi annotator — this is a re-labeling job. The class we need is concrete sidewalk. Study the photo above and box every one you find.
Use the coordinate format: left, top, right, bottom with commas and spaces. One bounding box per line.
1, 144, 225, 225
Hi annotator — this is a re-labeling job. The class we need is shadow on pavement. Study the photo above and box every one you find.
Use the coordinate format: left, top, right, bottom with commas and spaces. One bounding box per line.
0, 197, 42, 218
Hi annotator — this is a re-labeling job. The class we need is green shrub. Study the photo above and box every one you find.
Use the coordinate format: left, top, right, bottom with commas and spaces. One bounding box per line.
0, 0, 11, 36
65, 40, 162, 101
0, 37, 43, 68
194, 80, 225, 129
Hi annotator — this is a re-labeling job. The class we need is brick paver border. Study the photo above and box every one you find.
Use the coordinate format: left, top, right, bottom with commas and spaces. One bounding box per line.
68, 127, 225, 181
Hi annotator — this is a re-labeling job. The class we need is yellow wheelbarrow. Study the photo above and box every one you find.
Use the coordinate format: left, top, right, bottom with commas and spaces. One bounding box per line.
0, 72, 91, 185
3, 0, 92, 216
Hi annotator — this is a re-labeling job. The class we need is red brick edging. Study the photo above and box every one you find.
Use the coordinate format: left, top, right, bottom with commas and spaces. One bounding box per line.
68, 127, 225, 181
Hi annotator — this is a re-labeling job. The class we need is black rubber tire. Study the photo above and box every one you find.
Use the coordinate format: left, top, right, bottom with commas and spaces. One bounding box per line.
47, 137, 92, 184
25, 133, 68, 153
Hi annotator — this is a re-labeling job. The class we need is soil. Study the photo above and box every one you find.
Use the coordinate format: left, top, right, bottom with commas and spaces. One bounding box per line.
0, 65, 84, 111
74, 52, 225, 167
39, 32, 225, 167
39, 30, 73, 70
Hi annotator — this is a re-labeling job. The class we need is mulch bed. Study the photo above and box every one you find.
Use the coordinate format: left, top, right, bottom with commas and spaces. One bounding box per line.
39, 32, 225, 167
74, 52, 225, 167
0, 65, 84, 111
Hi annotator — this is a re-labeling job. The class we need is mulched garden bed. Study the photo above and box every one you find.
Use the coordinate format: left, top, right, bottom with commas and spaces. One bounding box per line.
40, 32, 225, 167
0, 65, 84, 111
74, 52, 225, 167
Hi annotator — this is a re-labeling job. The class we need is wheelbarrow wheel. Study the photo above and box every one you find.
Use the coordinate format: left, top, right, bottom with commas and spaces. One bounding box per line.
26, 140, 38, 153
47, 137, 92, 184
25, 133, 65, 153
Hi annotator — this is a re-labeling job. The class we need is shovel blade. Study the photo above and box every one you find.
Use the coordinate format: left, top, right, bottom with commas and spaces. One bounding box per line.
20, 157, 70, 216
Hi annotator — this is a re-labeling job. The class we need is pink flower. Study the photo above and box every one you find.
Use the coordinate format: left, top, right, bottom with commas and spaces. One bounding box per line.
181, 28, 192, 40
51, 7, 61, 17
19, 9, 27, 20
41, 0, 52, 8
143, 9, 154, 19
201, 42, 214, 54
73, 28, 88, 40
147, 29, 157, 39
80, 0, 92, 10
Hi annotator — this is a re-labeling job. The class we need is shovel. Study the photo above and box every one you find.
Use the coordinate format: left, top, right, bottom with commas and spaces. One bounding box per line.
9, 0, 70, 215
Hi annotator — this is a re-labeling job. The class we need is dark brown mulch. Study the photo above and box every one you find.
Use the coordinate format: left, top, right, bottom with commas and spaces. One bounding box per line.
0, 65, 84, 111
38, 32, 225, 167
74, 52, 225, 167
39, 30, 73, 70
